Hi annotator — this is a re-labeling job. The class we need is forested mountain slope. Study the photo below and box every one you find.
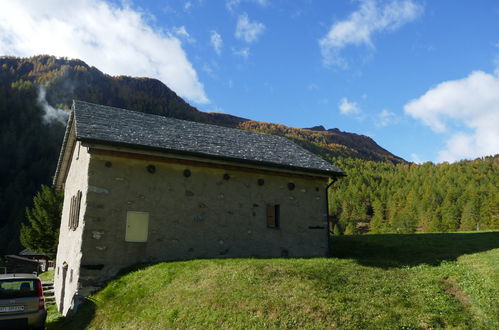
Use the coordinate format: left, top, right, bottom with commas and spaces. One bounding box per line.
0, 55, 247, 125
330, 156, 498, 234
0, 79, 65, 253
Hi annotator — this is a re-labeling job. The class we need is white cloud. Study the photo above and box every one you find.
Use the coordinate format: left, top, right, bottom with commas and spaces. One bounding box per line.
173, 26, 195, 43
210, 31, 223, 55
319, 0, 422, 67
235, 13, 265, 43
376, 109, 398, 126
404, 71, 499, 162
201, 63, 215, 78
232, 47, 250, 58
338, 97, 362, 115
0, 0, 209, 104
184, 1, 192, 11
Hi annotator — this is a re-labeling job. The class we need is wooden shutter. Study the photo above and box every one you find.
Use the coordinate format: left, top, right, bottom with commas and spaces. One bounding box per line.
74, 190, 82, 229
266, 204, 276, 228
69, 196, 75, 229
68, 191, 82, 230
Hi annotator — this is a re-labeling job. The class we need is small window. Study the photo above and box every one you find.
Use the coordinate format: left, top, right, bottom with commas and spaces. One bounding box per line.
68, 190, 82, 230
125, 211, 149, 242
266, 204, 280, 229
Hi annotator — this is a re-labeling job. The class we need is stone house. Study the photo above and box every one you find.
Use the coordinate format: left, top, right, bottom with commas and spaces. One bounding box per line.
53, 100, 344, 315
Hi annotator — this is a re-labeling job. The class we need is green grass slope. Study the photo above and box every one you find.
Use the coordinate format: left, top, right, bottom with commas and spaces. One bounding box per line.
49, 231, 498, 329
38, 269, 54, 282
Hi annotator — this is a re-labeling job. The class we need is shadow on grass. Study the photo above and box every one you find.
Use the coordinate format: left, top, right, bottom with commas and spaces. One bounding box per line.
330, 231, 499, 268
46, 298, 96, 330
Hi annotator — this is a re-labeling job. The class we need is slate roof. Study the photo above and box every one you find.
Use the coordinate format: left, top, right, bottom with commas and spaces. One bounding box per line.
56, 100, 344, 180
19, 249, 47, 257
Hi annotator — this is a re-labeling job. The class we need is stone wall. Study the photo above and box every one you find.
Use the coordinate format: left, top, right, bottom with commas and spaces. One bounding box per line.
54, 141, 89, 315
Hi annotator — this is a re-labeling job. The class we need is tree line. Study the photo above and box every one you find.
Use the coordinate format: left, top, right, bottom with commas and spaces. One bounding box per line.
329, 156, 498, 234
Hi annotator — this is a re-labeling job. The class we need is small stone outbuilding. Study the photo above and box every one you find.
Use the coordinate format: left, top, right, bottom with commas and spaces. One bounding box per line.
53, 100, 344, 315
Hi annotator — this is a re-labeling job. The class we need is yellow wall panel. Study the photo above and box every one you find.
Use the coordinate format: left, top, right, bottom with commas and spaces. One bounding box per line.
125, 211, 149, 242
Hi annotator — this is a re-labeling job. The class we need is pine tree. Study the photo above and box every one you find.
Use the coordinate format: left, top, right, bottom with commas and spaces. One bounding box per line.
441, 197, 460, 232
428, 208, 445, 232
370, 199, 387, 234
391, 209, 417, 233
332, 222, 343, 235
20, 185, 63, 256
460, 198, 479, 231
344, 221, 358, 235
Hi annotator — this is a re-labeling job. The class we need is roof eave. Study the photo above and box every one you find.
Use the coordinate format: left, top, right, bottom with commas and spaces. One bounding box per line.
52, 108, 76, 189
79, 137, 345, 178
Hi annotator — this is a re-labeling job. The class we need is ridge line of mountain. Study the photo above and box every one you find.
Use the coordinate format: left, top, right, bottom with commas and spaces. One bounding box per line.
0, 55, 406, 164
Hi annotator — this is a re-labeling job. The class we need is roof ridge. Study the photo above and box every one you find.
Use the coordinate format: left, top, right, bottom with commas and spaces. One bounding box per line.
72, 100, 297, 141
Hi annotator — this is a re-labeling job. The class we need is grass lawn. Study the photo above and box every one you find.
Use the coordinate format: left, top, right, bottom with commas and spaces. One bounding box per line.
47, 231, 498, 329
39, 269, 54, 282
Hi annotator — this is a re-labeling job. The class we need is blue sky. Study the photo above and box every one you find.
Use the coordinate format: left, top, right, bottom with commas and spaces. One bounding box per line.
1, 0, 498, 163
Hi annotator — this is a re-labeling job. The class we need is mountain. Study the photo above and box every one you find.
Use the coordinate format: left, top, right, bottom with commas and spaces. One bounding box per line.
0, 55, 248, 126
1, 55, 404, 162
0, 55, 404, 254
238, 123, 404, 163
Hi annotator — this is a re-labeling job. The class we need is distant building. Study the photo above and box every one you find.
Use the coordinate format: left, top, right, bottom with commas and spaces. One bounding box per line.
18, 249, 53, 272
52, 100, 344, 315
2, 255, 40, 274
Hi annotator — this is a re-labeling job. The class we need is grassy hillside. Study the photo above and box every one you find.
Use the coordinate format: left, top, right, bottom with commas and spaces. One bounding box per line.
48, 231, 498, 329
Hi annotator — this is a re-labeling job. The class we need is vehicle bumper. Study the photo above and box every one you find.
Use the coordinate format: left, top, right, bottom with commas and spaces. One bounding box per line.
0, 309, 47, 328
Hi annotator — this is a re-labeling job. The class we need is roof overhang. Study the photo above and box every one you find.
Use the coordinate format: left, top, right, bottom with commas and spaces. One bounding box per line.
53, 109, 76, 190
82, 139, 345, 180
